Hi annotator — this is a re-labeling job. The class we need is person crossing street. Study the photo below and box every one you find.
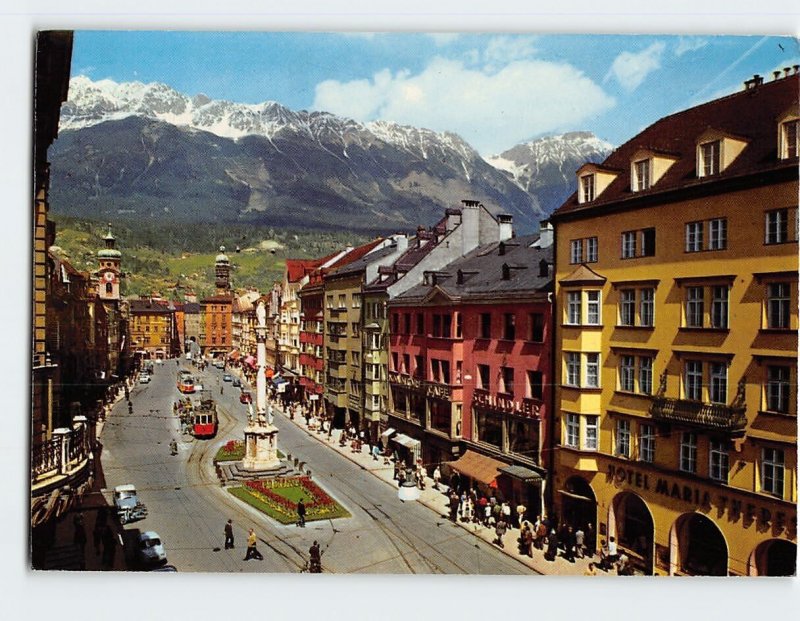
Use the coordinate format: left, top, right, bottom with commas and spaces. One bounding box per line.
297, 499, 306, 527
224, 519, 235, 549
244, 528, 263, 561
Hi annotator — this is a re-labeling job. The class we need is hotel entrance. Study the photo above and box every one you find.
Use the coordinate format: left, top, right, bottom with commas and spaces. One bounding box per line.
559, 476, 597, 551
609, 491, 654, 574
670, 512, 728, 576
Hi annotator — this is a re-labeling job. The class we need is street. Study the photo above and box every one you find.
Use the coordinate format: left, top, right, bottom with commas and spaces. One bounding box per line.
99, 359, 532, 574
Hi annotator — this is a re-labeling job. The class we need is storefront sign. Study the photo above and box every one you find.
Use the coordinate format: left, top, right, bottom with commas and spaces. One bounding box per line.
425, 382, 451, 399
472, 390, 540, 418
389, 371, 421, 389
607, 464, 796, 535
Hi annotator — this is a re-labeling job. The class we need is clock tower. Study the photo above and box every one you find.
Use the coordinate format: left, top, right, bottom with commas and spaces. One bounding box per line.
97, 223, 121, 301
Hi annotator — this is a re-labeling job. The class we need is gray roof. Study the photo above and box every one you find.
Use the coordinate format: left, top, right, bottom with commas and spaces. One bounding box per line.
327, 243, 397, 278
394, 234, 553, 304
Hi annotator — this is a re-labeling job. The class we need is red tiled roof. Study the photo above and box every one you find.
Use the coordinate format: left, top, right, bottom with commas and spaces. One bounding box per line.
553, 75, 799, 218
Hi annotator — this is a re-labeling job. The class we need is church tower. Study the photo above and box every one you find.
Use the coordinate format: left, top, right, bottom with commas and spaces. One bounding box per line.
215, 245, 231, 293
97, 223, 121, 301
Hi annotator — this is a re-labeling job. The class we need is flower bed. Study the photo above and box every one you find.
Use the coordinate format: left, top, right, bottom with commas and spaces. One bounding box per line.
214, 440, 245, 462
228, 476, 350, 524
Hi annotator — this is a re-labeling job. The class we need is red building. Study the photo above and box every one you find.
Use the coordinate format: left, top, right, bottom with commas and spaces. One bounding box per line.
388, 229, 553, 515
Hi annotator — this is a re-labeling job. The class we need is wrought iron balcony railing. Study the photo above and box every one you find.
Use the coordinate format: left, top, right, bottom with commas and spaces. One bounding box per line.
649, 396, 747, 434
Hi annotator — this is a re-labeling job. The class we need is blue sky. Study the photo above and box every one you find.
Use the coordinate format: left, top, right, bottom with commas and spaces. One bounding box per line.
72, 32, 799, 155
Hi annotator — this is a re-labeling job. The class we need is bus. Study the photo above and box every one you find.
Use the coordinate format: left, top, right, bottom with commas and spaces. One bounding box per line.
191, 397, 218, 439
177, 370, 195, 394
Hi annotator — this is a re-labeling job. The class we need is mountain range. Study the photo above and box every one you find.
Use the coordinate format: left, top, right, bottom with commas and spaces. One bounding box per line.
49, 76, 613, 234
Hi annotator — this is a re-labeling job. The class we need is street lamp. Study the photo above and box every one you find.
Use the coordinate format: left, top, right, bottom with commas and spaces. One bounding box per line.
398, 466, 420, 502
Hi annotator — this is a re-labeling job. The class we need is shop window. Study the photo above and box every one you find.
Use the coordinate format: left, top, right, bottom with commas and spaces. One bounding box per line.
476, 409, 504, 449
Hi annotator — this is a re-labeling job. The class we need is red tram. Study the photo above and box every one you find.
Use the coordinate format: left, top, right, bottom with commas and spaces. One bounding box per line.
177, 370, 195, 394
192, 398, 218, 439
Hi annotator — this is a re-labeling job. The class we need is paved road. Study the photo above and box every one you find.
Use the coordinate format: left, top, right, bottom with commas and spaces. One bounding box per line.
99, 359, 531, 574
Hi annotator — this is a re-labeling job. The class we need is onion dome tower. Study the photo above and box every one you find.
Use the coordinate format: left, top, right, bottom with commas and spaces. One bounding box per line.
97, 223, 121, 301
215, 245, 231, 292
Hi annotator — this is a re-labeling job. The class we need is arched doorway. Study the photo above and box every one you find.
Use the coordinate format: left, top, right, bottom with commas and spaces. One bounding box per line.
670, 513, 728, 576
609, 492, 654, 574
749, 539, 797, 576
560, 476, 597, 551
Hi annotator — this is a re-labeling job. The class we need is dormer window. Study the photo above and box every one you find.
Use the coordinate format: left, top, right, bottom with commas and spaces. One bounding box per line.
699, 140, 721, 177
502, 264, 510, 280
780, 119, 798, 159
581, 174, 595, 202
633, 159, 651, 191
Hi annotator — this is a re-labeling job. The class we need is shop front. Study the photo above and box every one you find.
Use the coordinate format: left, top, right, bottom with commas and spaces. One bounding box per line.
446, 449, 507, 497
497, 464, 544, 524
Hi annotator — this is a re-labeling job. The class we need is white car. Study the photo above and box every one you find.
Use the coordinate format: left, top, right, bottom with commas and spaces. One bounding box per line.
136, 531, 167, 566
139, 374, 151, 384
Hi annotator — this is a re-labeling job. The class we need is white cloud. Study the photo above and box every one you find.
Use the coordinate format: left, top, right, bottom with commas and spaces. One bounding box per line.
605, 41, 666, 92
427, 33, 460, 46
482, 36, 537, 69
674, 37, 709, 57
313, 56, 614, 155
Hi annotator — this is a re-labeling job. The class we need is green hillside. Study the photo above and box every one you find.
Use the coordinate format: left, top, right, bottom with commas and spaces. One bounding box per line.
50, 216, 371, 299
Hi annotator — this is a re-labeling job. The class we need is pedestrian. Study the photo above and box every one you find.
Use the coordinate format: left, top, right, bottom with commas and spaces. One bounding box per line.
483, 502, 492, 527
297, 499, 306, 527
517, 522, 530, 555
224, 519, 235, 549
494, 517, 508, 548
516, 502, 527, 529
565, 526, 576, 562
371, 443, 381, 461
575, 526, 585, 559
73, 513, 87, 554
523, 522, 534, 557
398, 467, 407, 488
584, 562, 598, 576
586, 523, 596, 557
545, 529, 559, 562
432, 466, 441, 490
449, 491, 460, 522
244, 528, 263, 561
617, 552, 631, 576
501, 501, 512, 526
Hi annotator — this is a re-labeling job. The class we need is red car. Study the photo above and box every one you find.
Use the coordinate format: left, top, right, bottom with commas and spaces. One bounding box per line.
239, 391, 252, 404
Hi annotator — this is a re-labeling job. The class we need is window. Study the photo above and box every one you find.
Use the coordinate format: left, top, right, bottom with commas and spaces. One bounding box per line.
686, 287, 704, 328
565, 414, 579, 448
765, 209, 788, 244
709, 363, 727, 404
501, 367, 514, 395
567, 291, 581, 325
338, 294, 346, 308
641, 228, 656, 257
616, 419, 631, 457
391, 352, 399, 372
782, 119, 798, 159
620, 290, 636, 326
566, 353, 581, 387
700, 140, 720, 177
455, 314, 462, 338
529, 313, 544, 342
639, 357, 653, 395
478, 364, 490, 390
402, 354, 410, 375
441, 360, 451, 384
352, 294, 361, 308
503, 313, 516, 340
621, 231, 636, 259
416, 313, 424, 335
709, 441, 729, 482
640, 288, 655, 327
766, 366, 790, 413
584, 416, 598, 450
708, 286, 729, 329
761, 448, 785, 497
634, 159, 651, 191
581, 174, 595, 202
432, 314, 442, 337
414, 355, 424, 379
430, 359, 440, 382
527, 370, 543, 400
404, 313, 411, 335
685, 360, 703, 401
442, 314, 452, 338
709, 218, 727, 250
391, 312, 399, 334
570, 239, 583, 264
586, 237, 598, 263
639, 424, 655, 463
767, 282, 790, 329
585, 353, 600, 388
586, 291, 601, 325
685, 222, 704, 252
680, 432, 697, 473
480, 313, 492, 338
619, 356, 635, 392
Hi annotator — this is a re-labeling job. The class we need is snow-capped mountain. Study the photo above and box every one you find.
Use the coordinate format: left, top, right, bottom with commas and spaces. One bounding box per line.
487, 132, 614, 210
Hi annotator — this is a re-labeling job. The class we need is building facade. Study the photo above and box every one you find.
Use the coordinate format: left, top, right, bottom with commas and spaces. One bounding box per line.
549, 73, 798, 576
128, 297, 177, 360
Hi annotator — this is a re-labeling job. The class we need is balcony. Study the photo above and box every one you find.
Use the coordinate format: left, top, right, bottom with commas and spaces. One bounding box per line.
649, 397, 747, 435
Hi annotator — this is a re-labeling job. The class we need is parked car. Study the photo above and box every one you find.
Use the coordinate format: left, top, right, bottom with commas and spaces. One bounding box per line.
139, 374, 151, 384
114, 484, 148, 524
223, 374, 232, 382
214, 360, 225, 369
232, 378, 242, 388
136, 531, 167, 566
239, 391, 252, 404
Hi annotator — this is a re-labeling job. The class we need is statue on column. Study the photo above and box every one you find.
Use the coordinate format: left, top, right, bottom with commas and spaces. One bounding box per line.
267, 404, 274, 426
247, 402, 255, 425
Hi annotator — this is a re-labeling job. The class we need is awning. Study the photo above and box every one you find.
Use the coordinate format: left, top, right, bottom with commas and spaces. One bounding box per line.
392, 433, 421, 449
498, 464, 543, 483
244, 355, 256, 368
448, 450, 506, 485
380, 427, 396, 439
273, 376, 287, 385
558, 489, 595, 502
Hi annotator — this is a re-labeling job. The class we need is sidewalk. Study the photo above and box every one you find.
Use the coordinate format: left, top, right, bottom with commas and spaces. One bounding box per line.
273, 400, 604, 577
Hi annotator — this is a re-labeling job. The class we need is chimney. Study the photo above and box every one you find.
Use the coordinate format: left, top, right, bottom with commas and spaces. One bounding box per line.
794, 65, 799, 75
538, 220, 554, 249
461, 199, 480, 255
784, 67, 791, 77
774, 70, 782, 81
497, 214, 513, 242
445, 207, 462, 232
394, 234, 408, 254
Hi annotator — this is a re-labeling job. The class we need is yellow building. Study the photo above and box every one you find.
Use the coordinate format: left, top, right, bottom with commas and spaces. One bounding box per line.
549, 73, 798, 576
129, 297, 175, 360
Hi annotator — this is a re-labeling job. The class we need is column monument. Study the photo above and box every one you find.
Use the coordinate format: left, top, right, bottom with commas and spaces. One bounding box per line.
241, 299, 280, 471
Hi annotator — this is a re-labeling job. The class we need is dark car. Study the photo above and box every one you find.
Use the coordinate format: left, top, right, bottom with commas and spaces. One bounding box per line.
222, 374, 232, 382
232, 378, 241, 388
239, 391, 252, 404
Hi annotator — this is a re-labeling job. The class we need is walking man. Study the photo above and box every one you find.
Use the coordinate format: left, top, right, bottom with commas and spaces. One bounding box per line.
224, 519, 235, 549
575, 526, 585, 559
432, 466, 441, 490
244, 528, 263, 561
297, 499, 306, 527
494, 517, 508, 548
